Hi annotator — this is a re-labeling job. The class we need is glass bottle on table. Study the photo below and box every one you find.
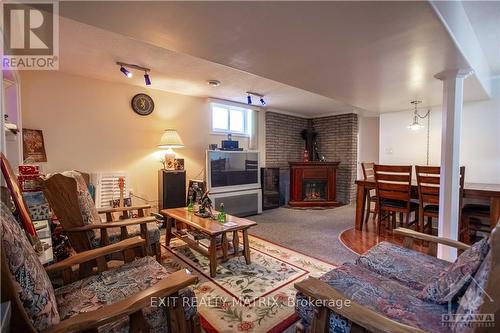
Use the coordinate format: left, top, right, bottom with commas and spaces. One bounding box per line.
187, 197, 194, 213
218, 203, 226, 223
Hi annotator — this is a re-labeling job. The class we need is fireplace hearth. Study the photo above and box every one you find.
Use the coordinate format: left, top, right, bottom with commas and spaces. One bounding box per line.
289, 162, 340, 207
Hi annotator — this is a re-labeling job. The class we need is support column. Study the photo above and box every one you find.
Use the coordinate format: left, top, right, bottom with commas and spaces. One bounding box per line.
434, 69, 472, 261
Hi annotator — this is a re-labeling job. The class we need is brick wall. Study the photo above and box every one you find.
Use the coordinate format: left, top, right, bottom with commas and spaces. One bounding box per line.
265, 111, 358, 204
265, 112, 311, 169
312, 113, 359, 204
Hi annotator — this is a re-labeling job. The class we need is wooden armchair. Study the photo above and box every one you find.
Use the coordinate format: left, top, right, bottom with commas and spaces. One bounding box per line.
1, 207, 201, 333
295, 227, 499, 333
42, 172, 162, 261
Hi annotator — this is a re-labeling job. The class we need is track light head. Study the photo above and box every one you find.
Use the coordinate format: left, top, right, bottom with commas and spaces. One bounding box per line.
247, 95, 252, 105
120, 66, 132, 78
144, 73, 151, 85
260, 97, 266, 106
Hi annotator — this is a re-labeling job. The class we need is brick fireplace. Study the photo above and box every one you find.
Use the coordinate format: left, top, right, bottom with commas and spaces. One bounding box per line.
266, 112, 358, 204
289, 162, 340, 207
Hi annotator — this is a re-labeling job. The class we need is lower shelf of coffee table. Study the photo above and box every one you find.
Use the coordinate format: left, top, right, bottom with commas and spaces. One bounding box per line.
171, 231, 243, 261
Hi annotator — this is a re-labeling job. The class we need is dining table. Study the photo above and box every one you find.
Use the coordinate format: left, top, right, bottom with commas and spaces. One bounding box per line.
354, 179, 500, 230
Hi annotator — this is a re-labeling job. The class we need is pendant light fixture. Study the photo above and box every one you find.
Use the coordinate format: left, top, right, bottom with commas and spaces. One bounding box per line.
407, 100, 429, 131
407, 100, 431, 165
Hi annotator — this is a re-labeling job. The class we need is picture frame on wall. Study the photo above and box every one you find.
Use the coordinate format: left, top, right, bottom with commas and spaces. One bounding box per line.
22, 129, 47, 163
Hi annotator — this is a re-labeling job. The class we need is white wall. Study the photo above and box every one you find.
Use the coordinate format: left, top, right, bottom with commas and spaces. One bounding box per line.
357, 116, 380, 178
20, 71, 252, 209
379, 98, 500, 183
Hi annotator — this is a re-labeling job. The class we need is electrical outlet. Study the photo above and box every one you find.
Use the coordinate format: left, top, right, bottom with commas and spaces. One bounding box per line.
129, 188, 134, 195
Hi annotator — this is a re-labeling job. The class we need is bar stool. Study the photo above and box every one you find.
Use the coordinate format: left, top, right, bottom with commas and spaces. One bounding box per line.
361, 162, 377, 229
374, 164, 418, 234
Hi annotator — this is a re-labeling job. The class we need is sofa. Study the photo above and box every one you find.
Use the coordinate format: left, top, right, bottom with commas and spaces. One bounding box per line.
295, 226, 498, 333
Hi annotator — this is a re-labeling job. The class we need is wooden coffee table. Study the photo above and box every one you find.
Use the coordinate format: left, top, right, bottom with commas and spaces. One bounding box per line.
160, 207, 257, 277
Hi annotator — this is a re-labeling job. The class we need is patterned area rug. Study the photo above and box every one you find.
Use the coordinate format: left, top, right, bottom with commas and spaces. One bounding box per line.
160, 234, 336, 333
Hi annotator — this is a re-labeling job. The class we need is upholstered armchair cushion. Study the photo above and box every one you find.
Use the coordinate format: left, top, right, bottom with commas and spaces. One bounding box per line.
0, 202, 60, 330
419, 237, 490, 304
356, 241, 450, 291
295, 293, 352, 333
91, 223, 161, 249
55, 256, 197, 332
296, 263, 455, 333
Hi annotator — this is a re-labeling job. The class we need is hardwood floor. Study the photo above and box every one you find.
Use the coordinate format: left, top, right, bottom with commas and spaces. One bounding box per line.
340, 219, 434, 256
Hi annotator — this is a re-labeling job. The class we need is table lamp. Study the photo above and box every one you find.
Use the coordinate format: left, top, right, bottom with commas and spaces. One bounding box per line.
158, 129, 184, 169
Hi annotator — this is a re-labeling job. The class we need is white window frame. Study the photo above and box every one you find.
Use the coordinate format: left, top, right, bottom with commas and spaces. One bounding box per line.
210, 102, 251, 137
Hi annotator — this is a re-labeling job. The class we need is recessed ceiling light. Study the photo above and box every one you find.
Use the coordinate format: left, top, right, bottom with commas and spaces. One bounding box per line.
207, 80, 221, 87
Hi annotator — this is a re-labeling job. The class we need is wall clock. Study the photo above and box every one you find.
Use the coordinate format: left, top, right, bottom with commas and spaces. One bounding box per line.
131, 93, 154, 116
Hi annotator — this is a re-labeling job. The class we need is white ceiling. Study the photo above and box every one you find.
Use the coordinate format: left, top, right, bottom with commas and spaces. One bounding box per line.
462, 1, 500, 74
58, 1, 497, 115
58, 17, 358, 117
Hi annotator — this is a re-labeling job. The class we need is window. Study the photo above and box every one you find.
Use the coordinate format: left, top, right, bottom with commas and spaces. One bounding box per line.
211, 103, 251, 136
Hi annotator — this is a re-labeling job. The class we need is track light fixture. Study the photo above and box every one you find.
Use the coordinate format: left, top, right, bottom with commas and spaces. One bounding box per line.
120, 66, 132, 78
246, 91, 266, 106
116, 62, 151, 86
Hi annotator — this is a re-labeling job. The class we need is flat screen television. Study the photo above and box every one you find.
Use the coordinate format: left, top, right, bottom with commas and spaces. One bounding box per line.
206, 150, 260, 193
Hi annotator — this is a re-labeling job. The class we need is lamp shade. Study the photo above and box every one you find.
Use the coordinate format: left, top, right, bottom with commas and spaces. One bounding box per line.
158, 129, 184, 148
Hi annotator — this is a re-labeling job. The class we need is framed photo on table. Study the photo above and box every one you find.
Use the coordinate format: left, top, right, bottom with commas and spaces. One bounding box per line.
174, 158, 184, 170
187, 179, 206, 205
164, 158, 184, 171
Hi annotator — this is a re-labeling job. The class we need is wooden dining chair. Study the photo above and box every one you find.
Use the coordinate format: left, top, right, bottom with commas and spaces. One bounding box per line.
373, 165, 418, 234
361, 162, 377, 228
462, 201, 491, 244
416, 166, 465, 235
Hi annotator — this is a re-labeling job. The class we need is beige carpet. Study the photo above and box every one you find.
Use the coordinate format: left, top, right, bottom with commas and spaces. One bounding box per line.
247, 205, 358, 264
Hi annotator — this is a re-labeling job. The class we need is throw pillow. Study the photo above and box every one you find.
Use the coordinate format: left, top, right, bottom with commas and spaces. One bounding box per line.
418, 237, 489, 304
1, 202, 60, 330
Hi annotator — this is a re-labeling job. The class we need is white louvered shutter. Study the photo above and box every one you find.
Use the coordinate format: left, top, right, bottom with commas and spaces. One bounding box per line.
91, 172, 129, 208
